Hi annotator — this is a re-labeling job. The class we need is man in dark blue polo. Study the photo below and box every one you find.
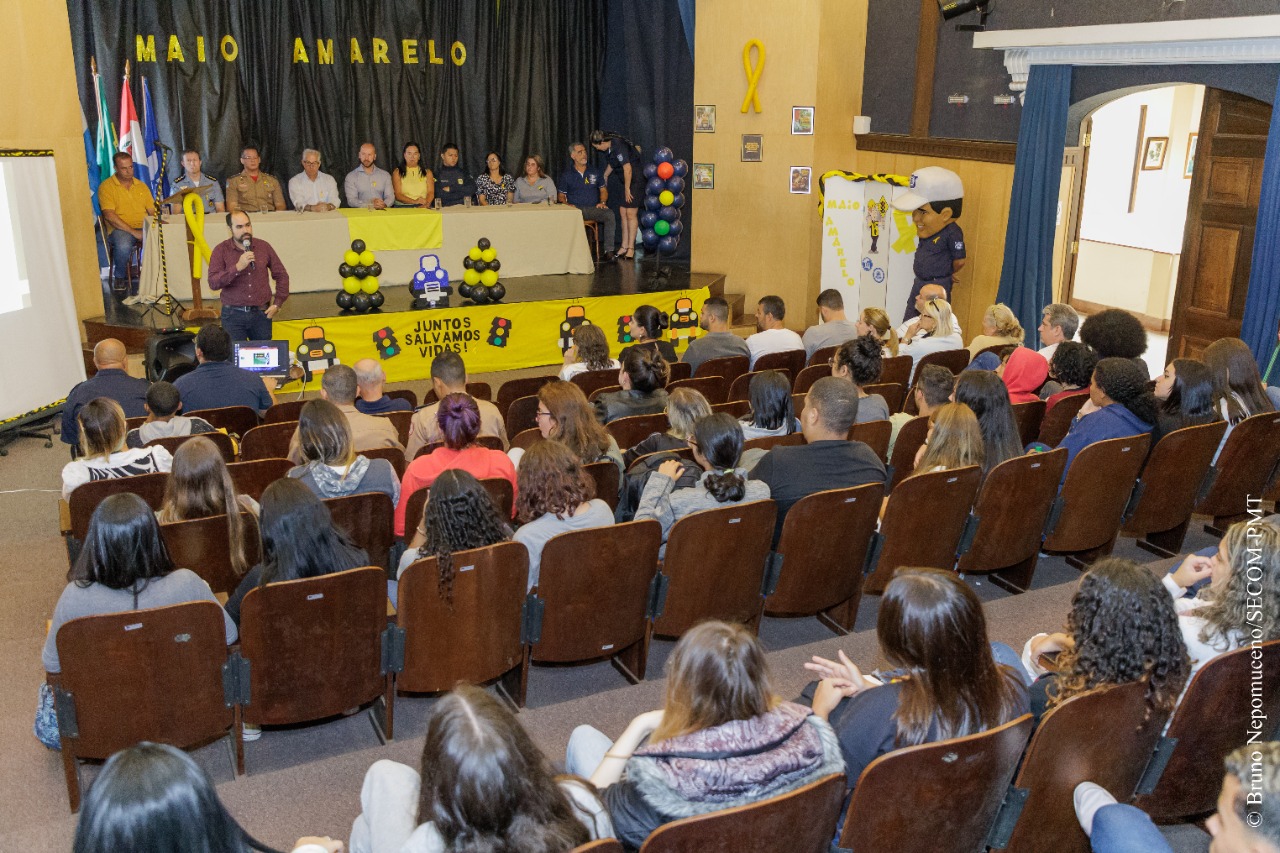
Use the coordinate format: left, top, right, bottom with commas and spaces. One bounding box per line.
61, 338, 149, 448
173, 324, 276, 416
558, 141, 616, 264
892, 166, 966, 322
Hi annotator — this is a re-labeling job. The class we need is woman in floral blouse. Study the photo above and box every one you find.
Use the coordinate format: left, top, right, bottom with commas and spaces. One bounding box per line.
476, 151, 515, 205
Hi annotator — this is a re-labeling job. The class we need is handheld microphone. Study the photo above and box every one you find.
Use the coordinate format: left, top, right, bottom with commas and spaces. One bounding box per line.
242, 237, 255, 270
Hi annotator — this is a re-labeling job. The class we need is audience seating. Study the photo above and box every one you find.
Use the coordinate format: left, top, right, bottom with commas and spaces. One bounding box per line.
839, 715, 1034, 853
570, 369, 622, 400
385, 388, 420, 408
607, 414, 671, 451
991, 680, 1173, 853
413, 435, 504, 459
666, 361, 692, 381
629, 447, 697, 469
529, 520, 662, 682
693, 355, 749, 385
652, 499, 777, 638
506, 394, 541, 436
729, 371, 788, 404
227, 458, 293, 501
51, 601, 237, 810
1195, 411, 1280, 532
403, 478, 513, 536
379, 409, 412, 446
864, 382, 906, 415
587, 385, 623, 402
1133, 639, 1280, 821
124, 415, 146, 431
510, 427, 542, 451
396, 542, 531, 706
973, 343, 1013, 362
584, 460, 621, 511
792, 365, 828, 396
67, 471, 168, 541
189, 405, 259, 438
666, 375, 728, 405
323, 493, 395, 573
956, 450, 1067, 593
1010, 401, 1046, 448
753, 349, 806, 379
572, 842, 624, 853
421, 382, 492, 406
911, 348, 969, 383
637, 773, 846, 853
1123, 421, 1227, 557
764, 484, 884, 634
886, 416, 929, 492
808, 345, 838, 368
237, 567, 396, 747
264, 400, 307, 424
145, 430, 236, 462
792, 392, 807, 413
741, 433, 804, 454
240, 421, 298, 462
865, 466, 981, 594
496, 375, 556, 422
848, 419, 891, 463
879, 355, 913, 387
160, 512, 261, 595
360, 445, 407, 479
711, 400, 751, 419
1042, 434, 1150, 568
1036, 394, 1088, 447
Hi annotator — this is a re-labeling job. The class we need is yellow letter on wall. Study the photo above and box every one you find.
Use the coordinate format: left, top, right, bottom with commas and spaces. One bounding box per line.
451, 42, 466, 66
292, 38, 309, 63
167, 35, 184, 62
220, 35, 238, 61
427, 40, 444, 65
317, 39, 334, 64
402, 39, 418, 64
136, 34, 156, 63
350, 38, 364, 63
372, 38, 390, 63
197, 35, 206, 62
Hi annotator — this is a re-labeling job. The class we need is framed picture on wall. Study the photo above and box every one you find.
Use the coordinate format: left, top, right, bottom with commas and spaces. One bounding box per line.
790, 166, 811, 194
692, 163, 714, 189
1184, 133, 1198, 179
791, 106, 814, 135
695, 105, 716, 133
741, 134, 762, 162
1142, 136, 1169, 171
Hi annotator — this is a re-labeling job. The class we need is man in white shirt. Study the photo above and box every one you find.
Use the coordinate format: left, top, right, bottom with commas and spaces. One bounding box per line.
344, 142, 396, 209
746, 295, 804, 368
288, 149, 341, 212
802, 289, 861, 359
896, 283, 962, 342
1037, 302, 1079, 362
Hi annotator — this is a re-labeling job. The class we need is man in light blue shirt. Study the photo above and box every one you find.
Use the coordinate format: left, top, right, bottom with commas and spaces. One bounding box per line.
171, 149, 225, 213
344, 143, 395, 209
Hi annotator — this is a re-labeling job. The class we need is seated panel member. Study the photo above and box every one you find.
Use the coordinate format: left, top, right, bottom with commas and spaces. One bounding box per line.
97, 152, 156, 296
224, 145, 286, 213
171, 149, 225, 214
558, 142, 616, 263
434, 143, 476, 207
514, 154, 557, 204
288, 148, 341, 212
392, 141, 433, 208
344, 142, 395, 210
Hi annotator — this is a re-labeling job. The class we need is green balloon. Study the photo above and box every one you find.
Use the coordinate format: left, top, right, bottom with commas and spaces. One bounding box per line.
654, 219, 671, 236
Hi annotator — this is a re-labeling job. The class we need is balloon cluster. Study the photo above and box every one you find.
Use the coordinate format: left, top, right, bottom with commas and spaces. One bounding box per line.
336, 239, 385, 312
459, 238, 506, 305
640, 149, 687, 255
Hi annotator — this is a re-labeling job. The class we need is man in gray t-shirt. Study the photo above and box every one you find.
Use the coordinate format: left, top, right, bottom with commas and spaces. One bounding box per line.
681, 296, 749, 375
802, 288, 861, 360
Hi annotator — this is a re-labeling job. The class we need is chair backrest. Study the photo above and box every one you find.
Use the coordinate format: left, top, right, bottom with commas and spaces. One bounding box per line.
125, 415, 147, 431
588, 384, 623, 402
840, 715, 1035, 853
654, 500, 778, 637
415, 435, 505, 459
571, 841, 625, 853
532, 520, 661, 671
997, 680, 1173, 853
864, 382, 906, 415
225, 458, 291, 501
385, 388, 420, 407
629, 447, 697, 469
693, 355, 750, 384
1134, 639, 1280, 821
1124, 420, 1227, 553
506, 394, 541, 436
974, 342, 1012, 362
422, 382, 492, 406
742, 432, 805, 454
323, 492, 395, 572
404, 477, 512, 534
638, 773, 847, 853
766, 484, 884, 633
792, 364, 829, 396
240, 421, 298, 462
1010, 400, 1046, 448
397, 542, 530, 699
1037, 393, 1088, 446
1042, 434, 1150, 555
361, 445, 407, 478
607, 413, 672, 451
711, 400, 752, 419
160, 512, 261, 594
1196, 411, 1280, 523
666, 360, 692, 381
69, 471, 169, 541
192, 405, 260, 438
912, 348, 970, 383
510, 427, 542, 450
848, 420, 891, 463
753, 348, 806, 378
867, 466, 981, 594
808, 345, 839, 367
667, 375, 728, 405
145, 430, 236, 462
880, 355, 913, 387
238, 567, 389, 726
378, 409, 413, 446
497, 375, 556, 422
572, 368, 626, 400
729, 370, 790, 404
957, 450, 1068, 588
887, 416, 929, 492
263, 400, 307, 424
584, 460, 621, 511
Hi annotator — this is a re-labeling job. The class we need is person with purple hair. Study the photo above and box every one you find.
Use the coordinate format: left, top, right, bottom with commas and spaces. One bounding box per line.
394, 393, 517, 536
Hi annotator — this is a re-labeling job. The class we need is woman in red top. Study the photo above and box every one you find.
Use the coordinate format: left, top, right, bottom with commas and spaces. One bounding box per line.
394, 393, 517, 535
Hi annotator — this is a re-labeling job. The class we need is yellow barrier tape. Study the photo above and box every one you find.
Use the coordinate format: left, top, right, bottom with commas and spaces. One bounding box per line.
816, 170, 911, 218
740, 40, 765, 114
184, 192, 213, 278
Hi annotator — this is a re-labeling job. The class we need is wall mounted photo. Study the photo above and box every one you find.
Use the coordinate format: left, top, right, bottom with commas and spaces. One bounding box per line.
695, 105, 716, 133
789, 166, 811, 194
1142, 136, 1169, 171
741, 134, 763, 162
692, 163, 715, 189
1184, 134, 1198, 178
791, 106, 814, 135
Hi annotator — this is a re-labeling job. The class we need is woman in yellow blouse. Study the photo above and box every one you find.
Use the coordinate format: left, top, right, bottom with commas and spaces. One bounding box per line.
392, 142, 434, 208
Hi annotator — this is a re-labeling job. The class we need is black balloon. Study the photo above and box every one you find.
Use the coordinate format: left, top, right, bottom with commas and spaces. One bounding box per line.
351, 239, 366, 253
462, 257, 474, 270
477, 237, 491, 251
354, 265, 369, 278
369, 291, 385, 308
489, 259, 501, 271
473, 260, 488, 273
370, 262, 383, 276
353, 293, 372, 311
490, 283, 506, 301
338, 263, 353, 277
458, 283, 474, 299
335, 292, 354, 310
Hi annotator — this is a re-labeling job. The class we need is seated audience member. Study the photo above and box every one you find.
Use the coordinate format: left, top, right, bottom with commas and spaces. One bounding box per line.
73, 743, 339, 853
1055, 357, 1156, 481
623, 387, 712, 467
125, 381, 216, 449
558, 141, 615, 262
966, 303, 1025, 359
61, 338, 149, 447
909, 402, 984, 477
225, 478, 369, 626
856, 306, 900, 357
433, 142, 475, 206
896, 284, 963, 340
831, 336, 890, 423
568, 621, 844, 850
1203, 337, 1276, 457
98, 152, 156, 296
805, 568, 1026, 795
286, 364, 403, 464
391, 141, 433, 208
173, 324, 275, 415
351, 685, 610, 853
635, 413, 771, 556
1037, 302, 1079, 362
898, 297, 964, 372
395, 394, 517, 536
1078, 308, 1150, 377
406, 351, 507, 458
999, 346, 1050, 404
681, 295, 749, 374
156, 436, 258, 577
1021, 558, 1190, 723
513, 441, 614, 590
560, 323, 620, 381
1040, 341, 1098, 410
288, 399, 400, 504
61, 399, 173, 500
739, 370, 799, 443
476, 151, 516, 205
352, 358, 412, 414
620, 304, 678, 363
593, 346, 670, 424
513, 154, 558, 204
746, 295, 804, 368
887, 364, 954, 455
1150, 358, 1219, 450
287, 148, 341, 212
953, 370, 1022, 476
518, 380, 623, 470
803, 289, 861, 360
750, 377, 886, 543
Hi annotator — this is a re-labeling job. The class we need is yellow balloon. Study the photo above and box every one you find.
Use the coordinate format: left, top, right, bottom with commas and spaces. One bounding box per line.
481, 247, 497, 263
659, 190, 674, 206
468, 246, 482, 260
463, 268, 481, 285
361, 276, 380, 294
480, 269, 498, 286
358, 250, 376, 266
344, 250, 360, 266
342, 276, 361, 294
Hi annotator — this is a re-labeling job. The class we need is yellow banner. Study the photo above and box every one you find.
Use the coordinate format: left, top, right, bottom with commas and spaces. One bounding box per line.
272, 288, 710, 385
338, 208, 443, 251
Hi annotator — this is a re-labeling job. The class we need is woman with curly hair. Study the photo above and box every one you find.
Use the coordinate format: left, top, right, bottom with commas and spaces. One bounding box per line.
1078, 308, 1149, 375
1022, 558, 1190, 723
856, 306, 899, 357
966, 303, 1025, 359
1150, 358, 1219, 450
1040, 341, 1099, 412
1056, 357, 1157, 483
953, 370, 1022, 475
157, 436, 258, 578
529, 380, 623, 469
513, 441, 614, 589
559, 323, 620, 381
623, 386, 712, 467
832, 335, 890, 422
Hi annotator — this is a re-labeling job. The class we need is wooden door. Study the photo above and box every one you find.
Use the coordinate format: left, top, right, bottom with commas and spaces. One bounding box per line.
1167, 89, 1271, 360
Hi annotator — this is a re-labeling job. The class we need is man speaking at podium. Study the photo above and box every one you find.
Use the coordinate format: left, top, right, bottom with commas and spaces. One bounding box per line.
207, 211, 290, 342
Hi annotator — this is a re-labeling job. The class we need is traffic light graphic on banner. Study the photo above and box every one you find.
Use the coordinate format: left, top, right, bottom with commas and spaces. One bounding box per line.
488, 317, 512, 347
559, 306, 591, 352
616, 314, 635, 345
373, 326, 400, 359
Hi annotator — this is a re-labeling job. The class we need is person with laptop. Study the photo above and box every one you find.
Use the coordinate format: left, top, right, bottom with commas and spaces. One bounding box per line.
174, 325, 277, 415
207, 210, 290, 342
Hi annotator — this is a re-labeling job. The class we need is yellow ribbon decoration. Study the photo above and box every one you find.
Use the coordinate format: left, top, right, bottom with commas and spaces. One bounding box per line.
183, 192, 213, 278
740, 40, 765, 113
891, 209, 919, 253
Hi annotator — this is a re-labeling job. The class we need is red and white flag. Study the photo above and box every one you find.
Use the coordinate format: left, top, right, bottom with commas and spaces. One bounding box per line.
117, 69, 151, 186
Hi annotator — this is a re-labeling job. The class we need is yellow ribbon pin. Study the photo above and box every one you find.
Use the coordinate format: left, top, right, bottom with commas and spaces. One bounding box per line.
184, 192, 213, 278
741, 40, 765, 114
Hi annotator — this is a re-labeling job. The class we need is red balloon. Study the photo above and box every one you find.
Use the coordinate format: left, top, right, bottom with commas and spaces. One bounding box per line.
656, 161, 674, 180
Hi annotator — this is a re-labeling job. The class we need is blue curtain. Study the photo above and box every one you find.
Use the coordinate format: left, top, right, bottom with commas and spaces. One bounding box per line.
996, 65, 1072, 349
1241, 70, 1280, 377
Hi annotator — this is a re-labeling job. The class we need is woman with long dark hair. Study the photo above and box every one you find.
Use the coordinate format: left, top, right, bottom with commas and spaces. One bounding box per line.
1202, 337, 1275, 456
512, 441, 614, 589
1055, 357, 1157, 481
351, 685, 610, 853
476, 151, 515, 205
288, 399, 400, 504
157, 436, 258, 578
739, 370, 798, 440
529, 380, 623, 469
392, 141, 433, 208
620, 304, 678, 363
593, 345, 670, 424
953, 370, 1022, 475
1150, 358, 1219, 449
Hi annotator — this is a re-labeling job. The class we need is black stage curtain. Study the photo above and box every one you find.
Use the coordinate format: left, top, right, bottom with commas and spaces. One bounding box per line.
66, 1, 605, 200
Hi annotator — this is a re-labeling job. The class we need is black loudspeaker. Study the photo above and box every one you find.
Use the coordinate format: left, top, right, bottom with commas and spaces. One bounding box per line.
145, 330, 197, 382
